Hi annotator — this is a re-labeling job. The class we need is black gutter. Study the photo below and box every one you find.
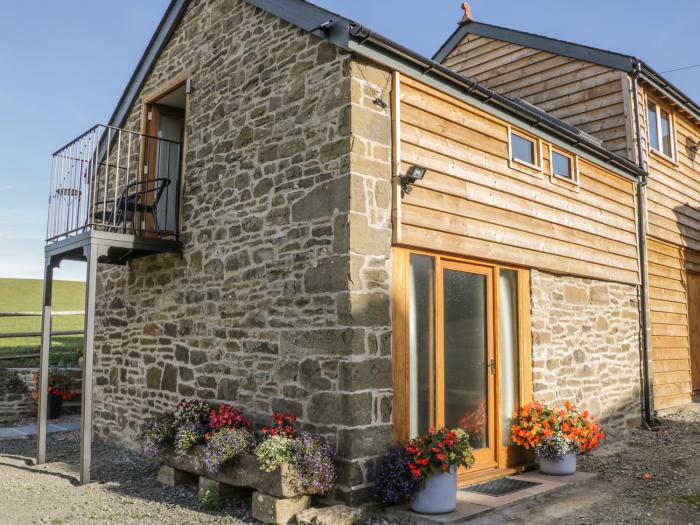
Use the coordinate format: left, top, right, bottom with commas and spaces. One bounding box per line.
640, 61, 700, 123
348, 23, 645, 180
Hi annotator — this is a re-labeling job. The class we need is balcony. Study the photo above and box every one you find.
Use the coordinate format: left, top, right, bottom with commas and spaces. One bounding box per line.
45, 124, 182, 265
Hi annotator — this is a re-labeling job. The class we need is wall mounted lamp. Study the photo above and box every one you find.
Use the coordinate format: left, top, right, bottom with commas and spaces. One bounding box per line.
399, 165, 427, 195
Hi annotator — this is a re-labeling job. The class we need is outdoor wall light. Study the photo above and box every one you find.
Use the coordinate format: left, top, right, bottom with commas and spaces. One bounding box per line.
399, 165, 427, 195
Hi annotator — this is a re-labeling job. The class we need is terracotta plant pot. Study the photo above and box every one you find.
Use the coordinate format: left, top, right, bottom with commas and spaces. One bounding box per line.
410, 465, 457, 514
537, 451, 577, 475
48, 394, 63, 420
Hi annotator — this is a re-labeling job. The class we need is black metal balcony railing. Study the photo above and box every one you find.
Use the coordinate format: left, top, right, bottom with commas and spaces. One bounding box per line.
47, 124, 182, 243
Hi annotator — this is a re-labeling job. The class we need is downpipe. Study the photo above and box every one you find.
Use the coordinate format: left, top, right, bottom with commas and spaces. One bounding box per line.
632, 61, 654, 429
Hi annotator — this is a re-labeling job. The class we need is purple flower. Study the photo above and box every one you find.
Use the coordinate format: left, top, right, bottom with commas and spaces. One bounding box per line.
374, 446, 419, 504
288, 433, 336, 496
141, 414, 176, 457
174, 421, 206, 455
202, 428, 255, 473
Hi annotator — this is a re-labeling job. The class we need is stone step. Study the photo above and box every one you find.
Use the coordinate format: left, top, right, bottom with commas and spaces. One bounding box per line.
384, 471, 597, 525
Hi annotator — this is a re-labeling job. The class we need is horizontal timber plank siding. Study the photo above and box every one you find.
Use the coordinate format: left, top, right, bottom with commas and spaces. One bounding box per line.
441, 35, 632, 159
647, 238, 694, 410
396, 74, 640, 285
641, 85, 700, 252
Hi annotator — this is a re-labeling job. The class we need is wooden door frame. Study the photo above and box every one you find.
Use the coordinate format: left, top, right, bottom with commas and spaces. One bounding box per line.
391, 246, 532, 483
138, 72, 190, 236
437, 258, 497, 470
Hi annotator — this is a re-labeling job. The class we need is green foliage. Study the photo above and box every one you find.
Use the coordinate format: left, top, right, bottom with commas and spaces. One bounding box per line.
0, 278, 85, 367
254, 435, 293, 472
679, 494, 700, 509
199, 486, 222, 511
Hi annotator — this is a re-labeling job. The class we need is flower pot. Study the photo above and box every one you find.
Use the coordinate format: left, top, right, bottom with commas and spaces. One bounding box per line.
410, 466, 457, 514
48, 394, 63, 420
537, 451, 576, 475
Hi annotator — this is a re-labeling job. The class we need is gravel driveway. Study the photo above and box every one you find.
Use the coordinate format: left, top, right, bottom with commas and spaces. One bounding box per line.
0, 407, 698, 525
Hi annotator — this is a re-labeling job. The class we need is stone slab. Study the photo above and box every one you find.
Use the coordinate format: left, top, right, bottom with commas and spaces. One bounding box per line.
297, 504, 363, 525
251, 491, 310, 525
388, 502, 491, 525
157, 464, 198, 486
384, 472, 598, 524
198, 476, 241, 498
160, 449, 300, 498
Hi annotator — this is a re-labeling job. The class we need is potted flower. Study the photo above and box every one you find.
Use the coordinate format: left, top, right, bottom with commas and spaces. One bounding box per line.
254, 413, 336, 496
32, 372, 77, 419
404, 427, 474, 514
511, 401, 604, 475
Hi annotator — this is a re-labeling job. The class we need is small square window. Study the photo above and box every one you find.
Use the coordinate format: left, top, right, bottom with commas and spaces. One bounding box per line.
511, 133, 536, 166
552, 151, 572, 179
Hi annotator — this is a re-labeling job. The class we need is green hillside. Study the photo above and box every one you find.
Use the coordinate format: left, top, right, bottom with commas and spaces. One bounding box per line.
0, 278, 85, 367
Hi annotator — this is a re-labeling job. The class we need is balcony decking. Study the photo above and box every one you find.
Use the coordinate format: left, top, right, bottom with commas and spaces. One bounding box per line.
45, 123, 182, 265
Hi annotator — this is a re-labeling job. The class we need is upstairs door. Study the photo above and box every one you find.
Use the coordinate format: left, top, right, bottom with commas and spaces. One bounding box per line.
145, 103, 184, 235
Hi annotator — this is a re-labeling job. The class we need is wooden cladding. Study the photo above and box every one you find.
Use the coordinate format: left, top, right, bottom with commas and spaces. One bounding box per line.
395, 73, 640, 285
647, 238, 696, 410
442, 35, 631, 158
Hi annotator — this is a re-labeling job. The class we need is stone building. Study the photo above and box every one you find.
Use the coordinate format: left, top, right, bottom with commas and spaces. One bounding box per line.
41, 0, 655, 503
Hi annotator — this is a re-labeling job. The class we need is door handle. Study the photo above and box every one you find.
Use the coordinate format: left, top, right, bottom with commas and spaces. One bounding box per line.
489, 358, 496, 375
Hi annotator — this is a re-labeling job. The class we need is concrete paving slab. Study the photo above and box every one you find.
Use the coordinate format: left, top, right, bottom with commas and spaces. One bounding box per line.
389, 502, 492, 525
0, 415, 81, 439
383, 471, 598, 524
0, 428, 24, 440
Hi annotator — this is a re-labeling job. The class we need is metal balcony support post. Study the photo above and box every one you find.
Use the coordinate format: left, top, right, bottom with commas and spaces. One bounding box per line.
37, 258, 56, 465
79, 244, 100, 485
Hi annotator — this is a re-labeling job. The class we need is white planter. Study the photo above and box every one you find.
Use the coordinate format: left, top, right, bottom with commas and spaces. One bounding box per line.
537, 451, 577, 475
410, 465, 457, 514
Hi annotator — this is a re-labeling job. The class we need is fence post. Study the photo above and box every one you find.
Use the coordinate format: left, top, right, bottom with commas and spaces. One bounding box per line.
37, 258, 55, 465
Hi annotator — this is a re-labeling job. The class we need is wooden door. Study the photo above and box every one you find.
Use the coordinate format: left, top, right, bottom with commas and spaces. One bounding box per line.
687, 271, 700, 391
437, 260, 497, 470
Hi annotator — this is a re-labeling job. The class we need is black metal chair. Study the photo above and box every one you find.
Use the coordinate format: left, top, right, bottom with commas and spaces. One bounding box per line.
92, 177, 171, 236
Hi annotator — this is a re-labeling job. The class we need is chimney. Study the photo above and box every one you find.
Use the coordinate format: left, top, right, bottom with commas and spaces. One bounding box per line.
460, 2, 473, 23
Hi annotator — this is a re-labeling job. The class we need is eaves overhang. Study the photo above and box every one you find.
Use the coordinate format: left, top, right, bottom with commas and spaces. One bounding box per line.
105, 0, 643, 182
348, 24, 643, 182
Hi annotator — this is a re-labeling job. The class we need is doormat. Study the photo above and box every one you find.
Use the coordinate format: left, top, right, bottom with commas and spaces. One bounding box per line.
460, 477, 541, 496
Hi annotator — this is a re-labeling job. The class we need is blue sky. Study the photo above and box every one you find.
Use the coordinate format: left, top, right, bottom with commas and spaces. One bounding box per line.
0, 0, 698, 281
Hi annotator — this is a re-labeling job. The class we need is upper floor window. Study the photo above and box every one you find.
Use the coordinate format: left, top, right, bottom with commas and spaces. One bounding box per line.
648, 101, 674, 159
552, 150, 573, 180
510, 131, 538, 167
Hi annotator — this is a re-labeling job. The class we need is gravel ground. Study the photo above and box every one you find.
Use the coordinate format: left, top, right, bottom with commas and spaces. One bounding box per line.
0, 407, 698, 525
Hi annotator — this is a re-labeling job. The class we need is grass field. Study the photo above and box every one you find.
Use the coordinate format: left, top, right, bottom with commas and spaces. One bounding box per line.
0, 278, 85, 367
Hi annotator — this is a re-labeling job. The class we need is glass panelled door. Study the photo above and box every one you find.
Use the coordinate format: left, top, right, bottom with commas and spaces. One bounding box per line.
408, 254, 497, 470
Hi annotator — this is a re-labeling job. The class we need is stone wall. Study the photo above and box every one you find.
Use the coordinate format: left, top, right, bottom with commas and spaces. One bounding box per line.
0, 369, 33, 425
92, 0, 393, 505
530, 269, 642, 435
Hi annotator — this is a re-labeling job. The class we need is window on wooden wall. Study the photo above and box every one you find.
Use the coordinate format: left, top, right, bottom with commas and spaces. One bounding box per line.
548, 146, 579, 188
508, 128, 542, 176
647, 100, 675, 160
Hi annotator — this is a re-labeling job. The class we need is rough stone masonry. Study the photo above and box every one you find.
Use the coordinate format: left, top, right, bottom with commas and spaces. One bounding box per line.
530, 270, 642, 436
92, 0, 393, 505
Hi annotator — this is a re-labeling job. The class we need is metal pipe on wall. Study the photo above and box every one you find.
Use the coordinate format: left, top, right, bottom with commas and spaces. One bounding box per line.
631, 61, 654, 426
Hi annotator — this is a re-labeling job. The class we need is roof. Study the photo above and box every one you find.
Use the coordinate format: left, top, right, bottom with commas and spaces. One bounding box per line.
105, 0, 644, 180
434, 20, 700, 124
